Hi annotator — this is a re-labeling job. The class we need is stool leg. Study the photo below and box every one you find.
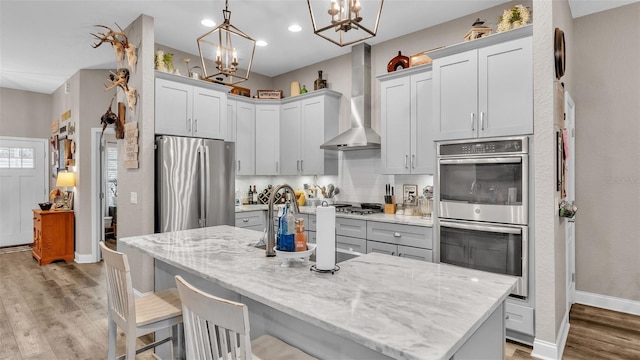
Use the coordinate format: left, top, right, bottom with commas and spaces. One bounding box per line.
107, 317, 117, 360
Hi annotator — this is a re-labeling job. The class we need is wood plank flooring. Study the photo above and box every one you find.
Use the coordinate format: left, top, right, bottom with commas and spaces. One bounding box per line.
1, 249, 639, 359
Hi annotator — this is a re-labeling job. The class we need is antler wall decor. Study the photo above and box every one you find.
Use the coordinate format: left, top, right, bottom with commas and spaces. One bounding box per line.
91, 23, 138, 72
105, 68, 137, 110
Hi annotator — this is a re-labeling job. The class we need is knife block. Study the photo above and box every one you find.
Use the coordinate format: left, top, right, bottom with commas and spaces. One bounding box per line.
384, 204, 396, 214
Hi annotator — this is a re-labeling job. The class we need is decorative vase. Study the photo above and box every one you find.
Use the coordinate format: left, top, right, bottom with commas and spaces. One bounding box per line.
314, 70, 327, 90
387, 51, 410, 72
300, 85, 308, 94
290, 81, 301, 96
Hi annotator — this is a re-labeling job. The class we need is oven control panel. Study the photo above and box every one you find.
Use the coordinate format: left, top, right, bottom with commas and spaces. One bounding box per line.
438, 138, 527, 156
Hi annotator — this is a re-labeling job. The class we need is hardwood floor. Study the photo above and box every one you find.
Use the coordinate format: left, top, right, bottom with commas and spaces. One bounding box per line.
1, 249, 639, 359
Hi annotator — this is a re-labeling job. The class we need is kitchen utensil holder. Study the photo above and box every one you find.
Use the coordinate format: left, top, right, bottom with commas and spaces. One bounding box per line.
384, 204, 396, 214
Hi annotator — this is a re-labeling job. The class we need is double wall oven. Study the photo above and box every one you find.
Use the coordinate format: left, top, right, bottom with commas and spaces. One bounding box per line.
437, 137, 529, 298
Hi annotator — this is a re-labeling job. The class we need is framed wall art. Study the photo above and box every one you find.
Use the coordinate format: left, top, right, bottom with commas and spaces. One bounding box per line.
257, 90, 283, 99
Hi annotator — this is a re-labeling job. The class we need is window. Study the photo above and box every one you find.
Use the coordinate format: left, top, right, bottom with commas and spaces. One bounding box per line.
106, 142, 118, 207
0, 147, 35, 168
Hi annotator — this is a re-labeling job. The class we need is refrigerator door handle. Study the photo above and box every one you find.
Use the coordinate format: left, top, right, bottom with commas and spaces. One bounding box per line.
198, 145, 206, 227
204, 144, 211, 226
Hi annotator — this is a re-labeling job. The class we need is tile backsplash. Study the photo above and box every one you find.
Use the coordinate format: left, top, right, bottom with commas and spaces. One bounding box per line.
235, 150, 433, 204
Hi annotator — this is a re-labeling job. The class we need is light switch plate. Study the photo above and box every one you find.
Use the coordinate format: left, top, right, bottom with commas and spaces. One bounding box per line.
130, 192, 138, 204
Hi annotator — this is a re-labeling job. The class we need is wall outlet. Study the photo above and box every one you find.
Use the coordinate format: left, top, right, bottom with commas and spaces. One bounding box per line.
130, 192, 138, 204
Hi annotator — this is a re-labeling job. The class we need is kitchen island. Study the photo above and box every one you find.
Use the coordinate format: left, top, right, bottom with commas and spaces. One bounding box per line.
119, 226, 515, 360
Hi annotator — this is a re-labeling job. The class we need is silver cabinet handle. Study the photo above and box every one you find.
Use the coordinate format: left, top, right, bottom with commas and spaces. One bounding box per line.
237, 160, 241, 171
404, 155, 408, 169
187, 118, 192, 131
242, 218, 249, 223
297, 160, 300, 171
480, 112, 485, 130
194, 118, 198, 132
393, 232, 401, 238
411, 154, 415, 169
300, 160, 303, 172
470, 113, 475, 131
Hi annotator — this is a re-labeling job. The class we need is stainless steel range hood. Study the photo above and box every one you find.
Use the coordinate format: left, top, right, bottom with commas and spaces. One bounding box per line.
321, 43, 381, 151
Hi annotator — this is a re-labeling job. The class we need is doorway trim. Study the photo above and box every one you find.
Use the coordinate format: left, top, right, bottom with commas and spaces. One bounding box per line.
90, 127, 115, 263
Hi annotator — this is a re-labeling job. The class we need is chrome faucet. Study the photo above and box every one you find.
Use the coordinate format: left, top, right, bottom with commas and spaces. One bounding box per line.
266, 184, 300, 257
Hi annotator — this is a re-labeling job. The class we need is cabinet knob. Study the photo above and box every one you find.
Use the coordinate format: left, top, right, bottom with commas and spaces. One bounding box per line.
391, 251, 396, 256
505, 315, 510, 320
398, 253, 403, 257
242, 218, 249, 223
393, 232, 401, 238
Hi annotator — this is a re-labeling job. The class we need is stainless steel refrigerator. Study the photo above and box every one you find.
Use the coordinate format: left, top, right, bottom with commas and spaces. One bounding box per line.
155, 135, 235, 232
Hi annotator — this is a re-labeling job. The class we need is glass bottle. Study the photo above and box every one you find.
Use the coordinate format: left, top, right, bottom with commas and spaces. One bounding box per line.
277, 204, 288, 250
283, 202, 296, 251
253, 185, 258, 204
314, 70, 327, 90
300, 85, 308, 94
295, 218, 307, 252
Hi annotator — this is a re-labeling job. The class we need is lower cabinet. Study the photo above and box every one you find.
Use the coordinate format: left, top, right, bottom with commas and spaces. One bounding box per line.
366, 221, 433, 262
32, 209, 74, 266
505, 301, 535, 336
235, 211, 265, 232
366, 241, 432, 262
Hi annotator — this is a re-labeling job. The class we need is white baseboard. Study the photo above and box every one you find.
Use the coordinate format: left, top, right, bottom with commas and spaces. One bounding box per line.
575, 290, 640, 316
531, 311, 570, 360
74, 252, 96, 263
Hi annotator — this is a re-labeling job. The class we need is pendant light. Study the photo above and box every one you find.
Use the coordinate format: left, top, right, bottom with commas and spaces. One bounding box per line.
197, 0, 256, 84
307, 0, 383, 47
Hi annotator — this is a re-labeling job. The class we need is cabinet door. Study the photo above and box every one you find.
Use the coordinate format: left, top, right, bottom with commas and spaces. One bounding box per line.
433, 50, 478, 140
193, 86, 226, 139
398, 245, 432, 262
227, 99, 236, 142
155, 78, 192, 136
366, 240, 397, 256
279, 102, 301, 175
300, 97, 325, 175
478, 37, 533, 137
235, 101, 255, 175
381, 76, 411, 174
255, 104, 280, 175
410, 71, 435, 174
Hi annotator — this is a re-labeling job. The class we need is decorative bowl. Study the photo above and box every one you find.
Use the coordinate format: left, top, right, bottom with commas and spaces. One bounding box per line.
39, 202, 53, 210
274, 243, 317, 267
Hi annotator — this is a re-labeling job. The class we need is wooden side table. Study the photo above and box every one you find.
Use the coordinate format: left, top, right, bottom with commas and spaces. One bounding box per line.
32, 209, 74, 265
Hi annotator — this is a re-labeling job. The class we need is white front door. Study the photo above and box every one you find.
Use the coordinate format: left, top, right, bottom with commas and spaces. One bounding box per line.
0, 137, 48, 246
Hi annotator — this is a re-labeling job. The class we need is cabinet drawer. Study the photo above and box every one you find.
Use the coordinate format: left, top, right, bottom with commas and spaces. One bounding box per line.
336, 235, 366, 254
367, 241, 396, 256
398, 245, 432, 262
366, 221, 432, 249
335, 218, 366, 239
235, 211, 265, 229
505, 301, 534, 335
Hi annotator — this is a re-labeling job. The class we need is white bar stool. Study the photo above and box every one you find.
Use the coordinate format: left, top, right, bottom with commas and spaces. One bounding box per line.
100, 242, 184, 359
175, 275, 317, 360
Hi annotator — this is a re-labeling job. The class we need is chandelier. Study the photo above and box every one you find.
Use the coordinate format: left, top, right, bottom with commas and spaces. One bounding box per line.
307, 0, 383, 47
197, 0, 255, 84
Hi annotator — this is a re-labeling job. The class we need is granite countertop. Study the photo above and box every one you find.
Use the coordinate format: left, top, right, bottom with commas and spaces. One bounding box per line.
120, 226, 515, 360
235, 205, 433, 227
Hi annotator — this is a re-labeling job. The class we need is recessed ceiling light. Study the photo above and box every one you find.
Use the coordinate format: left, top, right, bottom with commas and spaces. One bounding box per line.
201, 19, 216, 27
288, 24, 302, 32
256, 40, 268, 47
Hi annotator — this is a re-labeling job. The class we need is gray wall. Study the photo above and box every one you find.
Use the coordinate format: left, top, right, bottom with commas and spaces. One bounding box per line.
573, 3, 640, 302
0, 88, 52, 139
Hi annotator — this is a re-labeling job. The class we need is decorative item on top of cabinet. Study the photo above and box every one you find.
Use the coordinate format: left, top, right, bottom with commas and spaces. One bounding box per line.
387, 51, 409, 72
497, 4, 531, 32
257, 90, 283, 99
231, 85, 251, 97
464, 18, 493, 41
290, 81, 301, 97
314, 70, 327, 90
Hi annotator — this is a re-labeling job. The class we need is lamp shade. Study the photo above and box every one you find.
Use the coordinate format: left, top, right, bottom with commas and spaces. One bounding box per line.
56, 171, 76, 187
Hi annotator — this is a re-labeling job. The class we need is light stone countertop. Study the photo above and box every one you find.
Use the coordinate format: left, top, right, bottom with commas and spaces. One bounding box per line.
120, 225, 515, 360
235, 205, 433, 227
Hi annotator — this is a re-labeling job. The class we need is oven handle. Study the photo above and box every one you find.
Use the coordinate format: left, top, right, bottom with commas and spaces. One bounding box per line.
439, 157, 522, 165
439, 220, 522, 235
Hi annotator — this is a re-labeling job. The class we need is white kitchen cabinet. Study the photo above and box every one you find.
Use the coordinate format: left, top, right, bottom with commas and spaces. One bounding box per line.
255, 103, 280, 175
279, 91, 340, 175
228, 97, 255, 175
366, 241, 432, 262
155, 73, 227, 139
235, 211, 265, 232
431, 26, 533, 140
379, 66, 435, 174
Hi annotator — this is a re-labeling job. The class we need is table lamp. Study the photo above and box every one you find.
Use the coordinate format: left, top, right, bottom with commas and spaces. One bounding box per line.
56, 171, 76, 210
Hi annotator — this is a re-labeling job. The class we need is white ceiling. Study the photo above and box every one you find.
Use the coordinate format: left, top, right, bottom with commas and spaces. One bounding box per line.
0, 0, 635, 94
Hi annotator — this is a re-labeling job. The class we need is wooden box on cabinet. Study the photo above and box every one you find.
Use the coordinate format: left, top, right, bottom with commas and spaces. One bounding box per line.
32, 209, 74, 265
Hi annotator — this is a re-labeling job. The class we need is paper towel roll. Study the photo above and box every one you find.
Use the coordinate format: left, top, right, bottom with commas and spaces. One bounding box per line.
315, 205, 336, 270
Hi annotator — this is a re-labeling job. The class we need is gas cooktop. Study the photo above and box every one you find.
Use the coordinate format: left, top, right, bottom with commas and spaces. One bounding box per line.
334, 203, 383, 215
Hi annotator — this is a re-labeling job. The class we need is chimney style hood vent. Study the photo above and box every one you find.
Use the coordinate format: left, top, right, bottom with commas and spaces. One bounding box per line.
321, 43, 380, 151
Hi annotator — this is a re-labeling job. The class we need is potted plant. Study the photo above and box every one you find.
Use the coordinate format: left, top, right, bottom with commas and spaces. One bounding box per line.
497, 5, 531, 32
